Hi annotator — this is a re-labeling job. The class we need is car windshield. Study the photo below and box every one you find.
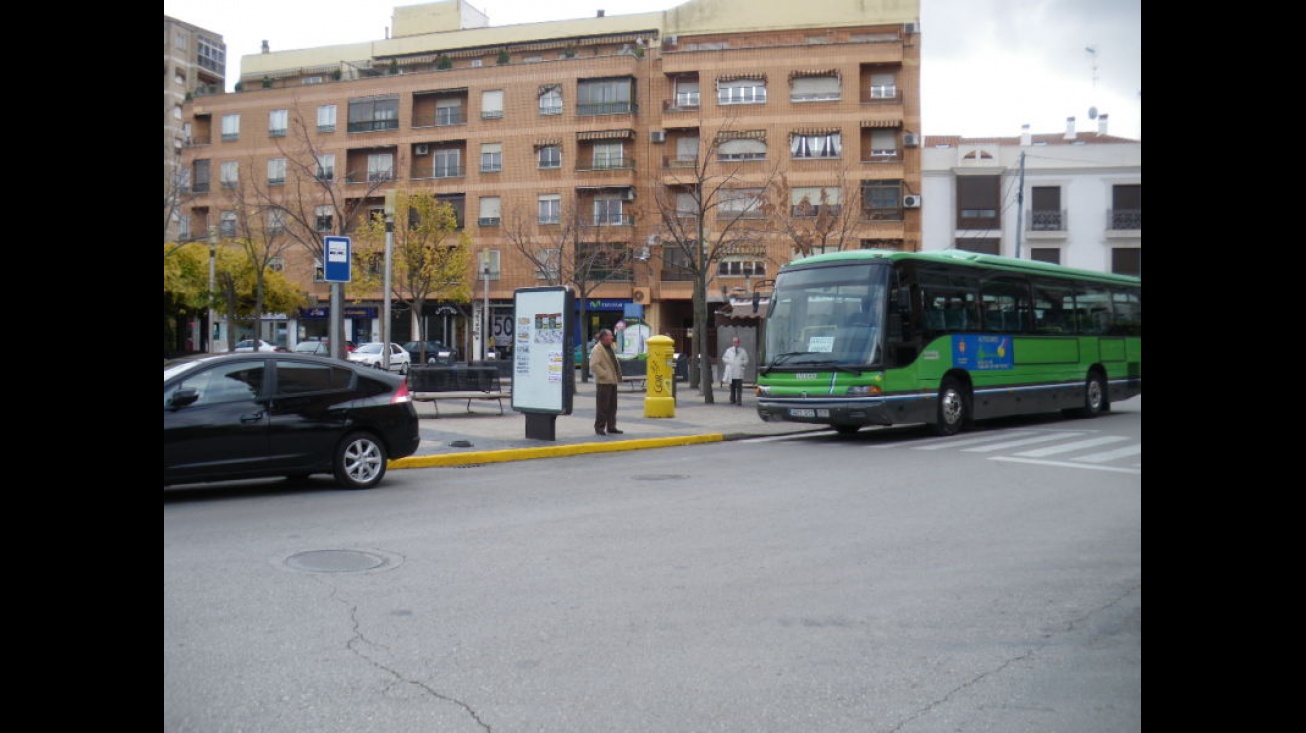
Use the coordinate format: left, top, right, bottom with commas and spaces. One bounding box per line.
355, 343, 383, 354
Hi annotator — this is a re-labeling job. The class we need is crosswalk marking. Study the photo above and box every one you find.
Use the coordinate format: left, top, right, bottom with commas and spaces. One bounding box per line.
961, 432, 1087, 452
1013, 435, 1130, 457
1071, 443, 1142, 464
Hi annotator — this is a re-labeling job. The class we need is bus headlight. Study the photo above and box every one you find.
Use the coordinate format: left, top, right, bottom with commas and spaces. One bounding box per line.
846, 385, 882, 396
756, 385, 771, 396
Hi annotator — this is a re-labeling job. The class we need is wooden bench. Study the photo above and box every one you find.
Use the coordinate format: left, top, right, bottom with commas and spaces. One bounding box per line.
411, 389, 509, 416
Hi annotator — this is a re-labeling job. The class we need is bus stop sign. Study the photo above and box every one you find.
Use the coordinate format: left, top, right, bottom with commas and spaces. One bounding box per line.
324, 236, 351, 282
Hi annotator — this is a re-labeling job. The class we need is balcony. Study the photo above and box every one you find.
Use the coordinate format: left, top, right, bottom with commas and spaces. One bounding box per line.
860, 89, 903, 105
576, 157, 635, 172
591, 215, 635, 227
1108, 208, 1141, 231
1028, 209, 1066, 232
577, 102, 636, 116
664, 156, 698, 169
412, 109, 465, 128
347, 119, 400, 133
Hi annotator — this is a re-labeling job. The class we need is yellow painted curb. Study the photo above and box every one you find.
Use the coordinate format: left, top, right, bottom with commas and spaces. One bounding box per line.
389, 433, 725, 469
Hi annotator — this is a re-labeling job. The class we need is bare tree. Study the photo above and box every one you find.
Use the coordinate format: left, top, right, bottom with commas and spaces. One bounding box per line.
260, 104, 395, 358
647, 117, 783, 402
502, 198, 636, 382
772, 170, 867, 258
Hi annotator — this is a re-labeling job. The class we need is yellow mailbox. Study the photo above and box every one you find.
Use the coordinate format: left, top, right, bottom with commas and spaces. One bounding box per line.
643, 335, 675, 418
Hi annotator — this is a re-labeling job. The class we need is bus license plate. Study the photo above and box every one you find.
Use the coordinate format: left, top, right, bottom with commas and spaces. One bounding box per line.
790, 408, 826, 417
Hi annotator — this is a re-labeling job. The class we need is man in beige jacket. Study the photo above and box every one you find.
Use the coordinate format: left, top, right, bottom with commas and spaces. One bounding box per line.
589, 328, 624, 435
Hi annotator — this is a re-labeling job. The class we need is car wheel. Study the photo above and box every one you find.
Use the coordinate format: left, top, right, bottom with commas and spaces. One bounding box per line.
333, 431, 387, 489
932, 377, 967, 436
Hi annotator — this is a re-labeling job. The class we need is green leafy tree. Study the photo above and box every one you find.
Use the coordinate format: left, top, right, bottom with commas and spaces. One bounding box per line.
353, 192, 473, 354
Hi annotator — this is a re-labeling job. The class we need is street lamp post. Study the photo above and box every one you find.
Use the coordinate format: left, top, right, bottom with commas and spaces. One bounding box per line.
207, 224, 217, 353
482, 262, 491, 362
382, 192, 396, 370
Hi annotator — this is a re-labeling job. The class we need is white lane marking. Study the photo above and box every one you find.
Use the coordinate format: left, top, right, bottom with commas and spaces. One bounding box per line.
990, 456, 1141, 475
1014, 435, 1132, 457
1072, 443, 1143, 464
961, 432, 1088, 452
910, 431, 1041, 449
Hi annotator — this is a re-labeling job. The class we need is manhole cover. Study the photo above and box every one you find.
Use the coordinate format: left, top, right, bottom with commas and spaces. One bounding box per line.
282, 548, 402, 574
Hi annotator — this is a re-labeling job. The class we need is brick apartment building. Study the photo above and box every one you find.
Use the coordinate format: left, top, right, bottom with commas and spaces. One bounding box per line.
174, 0, 923, 358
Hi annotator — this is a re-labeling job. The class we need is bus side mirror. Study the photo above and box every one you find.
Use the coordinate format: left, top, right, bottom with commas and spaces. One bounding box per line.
895, 286, 912, 313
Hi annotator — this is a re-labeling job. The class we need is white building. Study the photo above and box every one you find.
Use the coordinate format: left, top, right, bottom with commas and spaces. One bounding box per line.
921, 116, 1140, 276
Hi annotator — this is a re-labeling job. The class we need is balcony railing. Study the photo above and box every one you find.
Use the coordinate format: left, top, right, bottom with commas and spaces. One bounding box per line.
591, 215, 635, 227
191, 181, 211, 194
664, 156, 698, 169
576, 158, 635, 171
346, 119, 400, 133
1109, 208, 1141, 231
185, 136, 212, 147
660, 266, 695, 282
577, 102, 636, 116
412, 110, 466, 128
1029, 209, 1066, 231
860, 89, 903, 104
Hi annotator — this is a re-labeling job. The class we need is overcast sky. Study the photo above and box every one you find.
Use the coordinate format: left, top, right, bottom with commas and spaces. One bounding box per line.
163, 0, 1141, 140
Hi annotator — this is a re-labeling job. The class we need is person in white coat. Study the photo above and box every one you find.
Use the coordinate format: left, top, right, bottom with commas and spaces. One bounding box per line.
721, 336, 749, 405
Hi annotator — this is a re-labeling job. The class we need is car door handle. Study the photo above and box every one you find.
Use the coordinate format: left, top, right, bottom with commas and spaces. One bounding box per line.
240, 411, 265, 424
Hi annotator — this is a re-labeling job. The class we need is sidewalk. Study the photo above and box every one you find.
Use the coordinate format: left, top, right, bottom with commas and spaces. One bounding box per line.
391, 378, 823, 470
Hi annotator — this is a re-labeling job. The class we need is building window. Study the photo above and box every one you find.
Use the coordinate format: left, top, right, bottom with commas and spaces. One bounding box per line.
267, 158, 286, 186
539, 85, 563, 115
221, 114, 240, 141
266, 209, 286, 234
536, 248, 561, 280
1111, 248, 1141, 277
717, 137, 766, 162
791, 186, 842, 217
718, 260, 766, 277
433, 148, 462, 178
868, 72, 897, 100
538, 144, 562, 169
481, 90, 505, 120
367, 153, 394, 182
859, 238, 903, 250
868, 128, 898, 159
197, 36, 224, 74
578, 77, 634, 115
268, 109, 288, 137
1030, 186, 1064, 231
219, 210, 236, 237
178, 215, 190, 241
591, 142, 625, 169
717, 77, 767, 105
790, 74, 841, 102
315, 205, 334, 233
955, 237, 1000, 255
317, 104, 337, 133
956, 175, 1001, 228
480, 143, 502, 173
719, 188, 765, 219
191, 159, 211, 193
791, 132, 842, 159
437, 194, 466, 229
315, 154, 335, 182
478, 249, 501, 279
538, 194, 561, 224
435, 98, 463, 126
674, 78, 700, 108
478, 196, 501, 227
1110, 184, 1141, 230
593, 197, 627, 226
347, 95, 399, 133
861, 180, 903, 220
1030, 247, 1061, 264
219, 161, 239, 189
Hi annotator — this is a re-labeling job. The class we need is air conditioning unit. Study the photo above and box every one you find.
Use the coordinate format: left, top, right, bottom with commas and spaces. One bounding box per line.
902, 132, 919, 148
650, 130, 666, 143
904, 21, 920, 35
903, 194, 922, 209
415, 144, 430, 155
620, 188, 636, 201
632, 287, 651, 304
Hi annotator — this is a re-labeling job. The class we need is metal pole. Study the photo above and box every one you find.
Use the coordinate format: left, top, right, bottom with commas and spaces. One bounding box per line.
1015, 151, 1026, 259
482, 264, 491, 361
383, 211, 394, 369
207, 225, 217, 352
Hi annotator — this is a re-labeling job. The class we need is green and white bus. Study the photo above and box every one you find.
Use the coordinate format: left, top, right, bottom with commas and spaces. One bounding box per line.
755, 249, 1141, 435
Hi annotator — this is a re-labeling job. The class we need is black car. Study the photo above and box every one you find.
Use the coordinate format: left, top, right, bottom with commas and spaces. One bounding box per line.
401, 340, 457, 365
164, 353, 421, 489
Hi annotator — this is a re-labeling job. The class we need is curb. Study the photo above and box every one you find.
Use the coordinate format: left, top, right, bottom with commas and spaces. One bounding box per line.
390, 433, 726, 469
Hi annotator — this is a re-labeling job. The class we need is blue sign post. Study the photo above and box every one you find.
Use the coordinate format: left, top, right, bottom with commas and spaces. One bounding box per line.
323, 236, 352, 283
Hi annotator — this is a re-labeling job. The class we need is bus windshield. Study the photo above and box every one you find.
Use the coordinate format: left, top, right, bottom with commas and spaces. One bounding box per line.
763, 262, 890, 372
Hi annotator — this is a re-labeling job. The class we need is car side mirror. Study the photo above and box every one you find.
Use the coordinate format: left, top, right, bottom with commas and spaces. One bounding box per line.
169, 388, 200, 409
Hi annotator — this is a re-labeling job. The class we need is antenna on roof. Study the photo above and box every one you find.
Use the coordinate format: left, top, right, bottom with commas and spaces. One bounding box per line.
1085, 46, 1099, 120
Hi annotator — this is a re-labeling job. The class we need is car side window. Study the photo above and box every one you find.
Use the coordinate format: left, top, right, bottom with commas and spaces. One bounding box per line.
167, 362, 265, 407
275, 361, 353, 396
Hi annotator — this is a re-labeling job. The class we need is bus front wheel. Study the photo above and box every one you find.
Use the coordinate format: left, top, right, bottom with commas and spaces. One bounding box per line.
933, 377, 966, 436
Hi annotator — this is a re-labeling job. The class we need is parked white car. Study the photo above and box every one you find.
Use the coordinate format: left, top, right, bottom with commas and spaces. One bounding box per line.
232, 338, 280, 352
347, 342, 411, 374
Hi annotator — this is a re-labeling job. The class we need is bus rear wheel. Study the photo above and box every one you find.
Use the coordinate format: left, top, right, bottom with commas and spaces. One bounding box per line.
1067, 371, 1109, 418
933, 377, 966, 436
